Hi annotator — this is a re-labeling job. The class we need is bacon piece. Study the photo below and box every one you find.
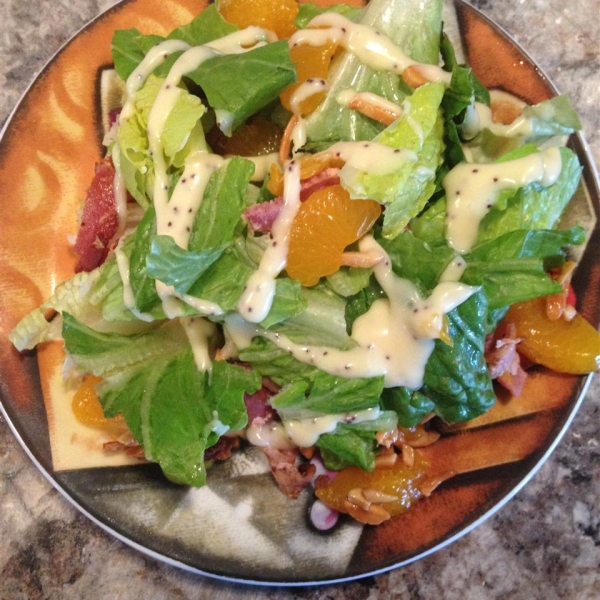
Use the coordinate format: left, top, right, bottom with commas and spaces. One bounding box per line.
243, 167, 340, 233
261, 447, 317, 499
243, 197, 285, 234
73, 157, 119, 272
298, 167, 340, 201
204, 436, 240, 461
103, 439, 145, 460
486, 322, 527, 397
244, 383, 277, 425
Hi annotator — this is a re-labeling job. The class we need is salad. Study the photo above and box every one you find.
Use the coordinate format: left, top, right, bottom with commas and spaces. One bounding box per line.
9, 0, 600, 528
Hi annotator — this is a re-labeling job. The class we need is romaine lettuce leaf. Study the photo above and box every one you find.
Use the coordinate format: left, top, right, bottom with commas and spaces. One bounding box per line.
185, 41, 296, 135
316, 411, 397, 471
420, 290, 495, 423
295, 2, 364, 29
381, 387, 436, 427
461, 226, 585, 311
340, 82, 446, 238
304, 0, 443, 149
111, 5, 238, 81
116, 75, 208, 206
146, 235, 228, 294
268, 285, 355, 348
477, 147, 582, 243
270, 370, 385, 419
63, 313, 261, 486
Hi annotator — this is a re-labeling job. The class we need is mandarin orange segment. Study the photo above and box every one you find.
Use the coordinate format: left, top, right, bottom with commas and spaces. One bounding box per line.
280, 41, 338, 115
72, 374, 125, 430
506, 297, 600, 374
218, 0, 299, 40
286, 184, 381, 286
316, 451, 429, 517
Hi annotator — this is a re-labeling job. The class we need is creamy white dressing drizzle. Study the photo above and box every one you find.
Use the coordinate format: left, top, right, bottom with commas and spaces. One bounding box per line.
237, 160, 302, 322
290, 78, 330, 115
122, 39, 191, 118
247, 407, 383, 449
245, 153, 279, 181
227, 236, 478, 389
444, 147, 563, 253
461, 101, 533, 141
181, 316, 216, 372
288, 78, 331, 153
440, 255, 467, 283
324, 140, 417, 174
289, 13, 451, 84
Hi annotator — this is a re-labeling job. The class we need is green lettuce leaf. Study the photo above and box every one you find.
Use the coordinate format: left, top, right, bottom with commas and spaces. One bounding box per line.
270, 370, 385, 419
381, 387, 436, 427
304, 0, 443, 149
461, 226, 585, 311
111, 5, 238, 81
316, 411, 397, 471
185, 41, 296, 135
295, 2, 364, 28
340, 82, 445, 238
63, 313, 260, 486
477, 146, 582, 243
420, 290, 496, 423
146, 235, 228, 294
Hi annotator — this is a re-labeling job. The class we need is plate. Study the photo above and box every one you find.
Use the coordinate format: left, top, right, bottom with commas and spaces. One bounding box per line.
0, 0, 598, 586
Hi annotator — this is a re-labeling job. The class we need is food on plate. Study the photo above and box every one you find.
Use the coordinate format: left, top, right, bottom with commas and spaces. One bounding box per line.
9, 0, 599, 527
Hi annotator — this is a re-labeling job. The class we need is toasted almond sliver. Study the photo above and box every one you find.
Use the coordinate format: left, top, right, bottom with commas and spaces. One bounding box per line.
402, 65, 430, 88
347, 94, 401, 125
375, 447, 398, 468
376, 429, 399, 448
347, 488, 371, 511
343, 499, 391, 526
298, 446, 315, 460
340, 250, 385, 269
400, 442, 415, 468
363, 488, 399, 504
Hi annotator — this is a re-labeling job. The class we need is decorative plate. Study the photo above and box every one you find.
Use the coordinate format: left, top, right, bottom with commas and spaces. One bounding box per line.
0, 0, 598, 586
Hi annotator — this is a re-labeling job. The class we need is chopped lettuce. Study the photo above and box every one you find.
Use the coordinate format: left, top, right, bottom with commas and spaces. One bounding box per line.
270, 371, 385, 419
116, 75, 208, 206
184, 41, 296, 135
295, 2, 364, 28
340, 82, 445, 238
111, 5, 238, 81
304, 0, 443, 149
63, 312, 261, 485
317, 411, 397, 471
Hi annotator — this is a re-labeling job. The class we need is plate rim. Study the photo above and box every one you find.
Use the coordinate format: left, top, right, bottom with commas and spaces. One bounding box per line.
0, 0, 598, 586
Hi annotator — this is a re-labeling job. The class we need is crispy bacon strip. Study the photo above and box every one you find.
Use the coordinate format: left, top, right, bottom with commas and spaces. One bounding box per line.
485, 322, 527, 397
261, 447, 316, 499
73, 157, 119, 272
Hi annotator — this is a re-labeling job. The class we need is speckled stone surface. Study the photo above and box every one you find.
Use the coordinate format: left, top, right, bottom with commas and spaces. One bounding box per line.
0, 1, 598, 598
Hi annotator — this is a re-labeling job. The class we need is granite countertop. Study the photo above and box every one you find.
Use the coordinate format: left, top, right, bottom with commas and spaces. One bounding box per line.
0, 1, 598, 598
